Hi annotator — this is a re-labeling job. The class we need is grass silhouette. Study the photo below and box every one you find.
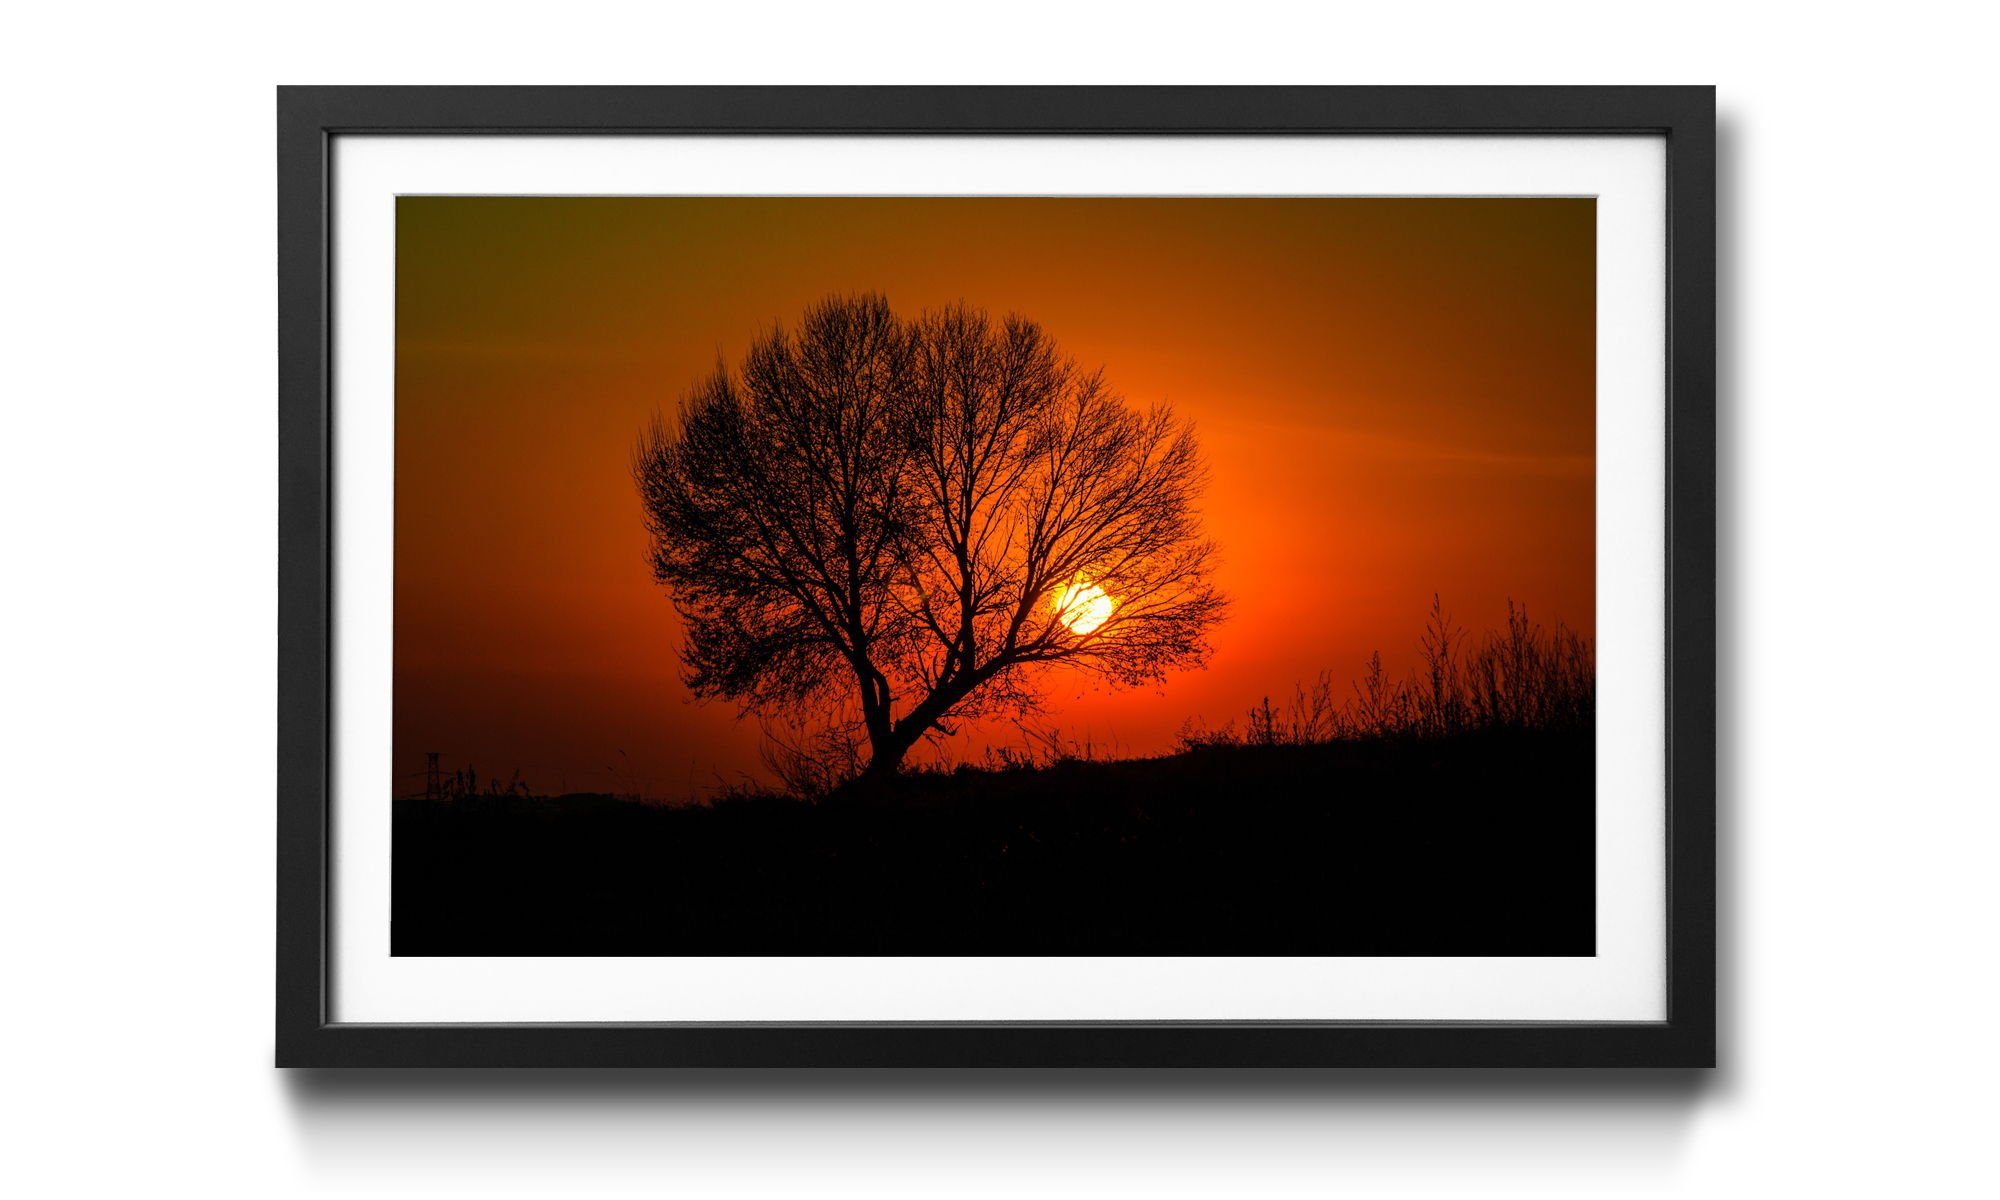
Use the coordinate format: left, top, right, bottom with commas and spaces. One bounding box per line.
1183, 596, 1591, 749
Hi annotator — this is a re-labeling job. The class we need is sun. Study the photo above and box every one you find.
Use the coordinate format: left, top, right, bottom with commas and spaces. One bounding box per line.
1054, 576, 1115, 636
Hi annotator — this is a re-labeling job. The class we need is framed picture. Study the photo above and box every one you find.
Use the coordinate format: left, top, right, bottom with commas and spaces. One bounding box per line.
278, 86, 1714, 1067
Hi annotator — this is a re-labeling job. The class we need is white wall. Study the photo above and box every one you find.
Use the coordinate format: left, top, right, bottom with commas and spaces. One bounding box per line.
4, 3, 1995, 1195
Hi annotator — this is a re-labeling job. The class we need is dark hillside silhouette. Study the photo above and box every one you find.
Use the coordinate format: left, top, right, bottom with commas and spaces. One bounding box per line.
394, 728, 1591, 956
395, 601, 1595, 956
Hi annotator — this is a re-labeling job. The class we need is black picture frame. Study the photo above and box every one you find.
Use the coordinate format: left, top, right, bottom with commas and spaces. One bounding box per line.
278, 85, 1715, 1068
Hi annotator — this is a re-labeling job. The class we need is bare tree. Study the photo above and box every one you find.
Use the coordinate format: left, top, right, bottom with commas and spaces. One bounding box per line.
635, 293, 1226, 781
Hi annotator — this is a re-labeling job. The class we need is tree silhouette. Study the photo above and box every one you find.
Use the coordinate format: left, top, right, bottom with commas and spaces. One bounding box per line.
635, 293, 1226, 780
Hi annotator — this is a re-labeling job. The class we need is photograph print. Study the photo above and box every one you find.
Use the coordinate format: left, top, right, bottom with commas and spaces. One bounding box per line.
391, 196, 1597, 957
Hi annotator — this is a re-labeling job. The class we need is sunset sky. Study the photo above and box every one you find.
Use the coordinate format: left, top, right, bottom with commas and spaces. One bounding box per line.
394, 197, 1594, 799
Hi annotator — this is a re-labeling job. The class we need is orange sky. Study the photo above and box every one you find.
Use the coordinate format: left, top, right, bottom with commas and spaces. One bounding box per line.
394, 197, 1594, 799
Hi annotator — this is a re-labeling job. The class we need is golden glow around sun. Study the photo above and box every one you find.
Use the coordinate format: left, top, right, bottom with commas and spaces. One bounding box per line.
1055, 577, 1115, 635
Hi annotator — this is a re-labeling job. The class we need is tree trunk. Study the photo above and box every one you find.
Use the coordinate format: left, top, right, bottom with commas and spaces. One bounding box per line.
860, 721, 924, 781
859, 744, 908, 782
858, 674, 977, 781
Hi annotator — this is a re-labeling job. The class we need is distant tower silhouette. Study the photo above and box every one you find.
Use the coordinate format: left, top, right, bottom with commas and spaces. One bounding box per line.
424, 752, 442, 801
